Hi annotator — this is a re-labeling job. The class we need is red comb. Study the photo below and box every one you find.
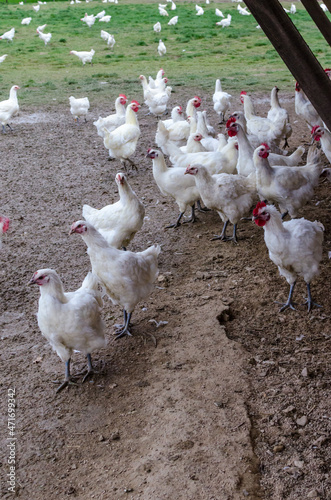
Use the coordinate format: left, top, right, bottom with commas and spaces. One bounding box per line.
0, 216, 10, 233
194, 96, 201, 101
119, 93, 127, 100
131, 100, 140, 105
226, 116, 236, 128
311, 125, 320, 135
240, 91, 247, 95
261, 142, 270, 150
253, 201, 266, 217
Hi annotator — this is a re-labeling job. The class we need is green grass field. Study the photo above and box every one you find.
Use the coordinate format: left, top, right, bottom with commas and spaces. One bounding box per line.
0, 0, 329, 105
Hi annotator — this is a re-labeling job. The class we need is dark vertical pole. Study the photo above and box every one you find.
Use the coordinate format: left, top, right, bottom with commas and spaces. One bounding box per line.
243, 0, 331, 131
300, 0, 331, 46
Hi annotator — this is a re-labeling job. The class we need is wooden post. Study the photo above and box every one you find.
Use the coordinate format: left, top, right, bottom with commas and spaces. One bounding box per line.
300, 0, 331, 46
243, 0, 331, 131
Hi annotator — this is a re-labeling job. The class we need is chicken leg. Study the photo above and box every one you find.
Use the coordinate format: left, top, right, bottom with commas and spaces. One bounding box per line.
212, 222, 238, 243
304, 283, 322, 313
166, 205, 196, 229
114, 310, 133, 339
55, 359, 79, 393
276, 282, 297, 312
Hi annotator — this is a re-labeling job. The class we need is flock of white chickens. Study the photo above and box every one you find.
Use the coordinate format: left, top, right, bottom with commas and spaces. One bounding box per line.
0, 1, 330, 394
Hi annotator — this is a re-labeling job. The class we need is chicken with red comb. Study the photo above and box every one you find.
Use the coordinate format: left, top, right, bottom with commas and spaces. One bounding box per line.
311, 125, 331, 163
0, 215, 10, 250
252, 202, 324, 312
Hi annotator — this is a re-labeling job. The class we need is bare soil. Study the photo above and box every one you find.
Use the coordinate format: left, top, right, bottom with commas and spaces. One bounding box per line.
0, 90, 330, 500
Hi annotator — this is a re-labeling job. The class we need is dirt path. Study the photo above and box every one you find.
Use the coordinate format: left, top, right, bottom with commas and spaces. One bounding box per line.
0, 92, 330, 500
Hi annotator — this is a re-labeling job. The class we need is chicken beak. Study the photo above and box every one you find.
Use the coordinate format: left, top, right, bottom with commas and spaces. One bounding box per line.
28, 277, 36, 285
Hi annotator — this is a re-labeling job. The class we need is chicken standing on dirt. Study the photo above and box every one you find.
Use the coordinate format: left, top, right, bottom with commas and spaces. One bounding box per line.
252, 202, 324, 312
213, 78, 232, 123
295, 81, 323, 130
0, 85, 19, 133
253, 143, 323, 218
185, 165, 256, 243
103, 100, 141, 169
267, 86, 292, 148
147, 148, 200, 228
93, 94, 127, 139
70, 221, 161, 339
82, 172, 145, 249
69, 96, 90, 123
0, 215, 10, 250
29, 269, 106, 393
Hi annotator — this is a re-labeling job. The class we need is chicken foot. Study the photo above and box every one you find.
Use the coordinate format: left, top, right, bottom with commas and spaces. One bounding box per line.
166, 211, 184, 229
182, 205, 197, 224
275, 282, 297, 312
54, 359, 79, 394
196, 200, 211, 212
114, 310, 133, 339
75, 354, 101, 383
303, 283, 322, 313
212, 222, 238, 243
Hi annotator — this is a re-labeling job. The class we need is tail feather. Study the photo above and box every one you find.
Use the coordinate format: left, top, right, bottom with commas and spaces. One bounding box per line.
306, 143, 321, 165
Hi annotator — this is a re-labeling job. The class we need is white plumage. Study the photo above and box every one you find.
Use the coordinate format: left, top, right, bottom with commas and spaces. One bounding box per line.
0, 54, 8, 64
0, 85, 20, 133
153, 21, 161, 32
99, 15, 111, 22
70, 221, 161, 339
33, 5, 40, 12
158, 39, 167, 56
237, 4, 250, 15
93, 94, 127, 139
81, 13, 96, 28
21, 17, 32, 25
0, 28, 15, 42
70, 49, 95, 65
95, 9, 106, 18
168, 15, 178, 25
83, 172, 145, 249
311, 125, 331, 163
36, 28, 52, 46
216, 14, 231, 27
100, 30, 115, 47
253, 202, 324, 312
195, 4, 204, 15
215, 8, 224, 17
69, 96, 90, 123
30, 269, 105, 392
213, 79, 232, 123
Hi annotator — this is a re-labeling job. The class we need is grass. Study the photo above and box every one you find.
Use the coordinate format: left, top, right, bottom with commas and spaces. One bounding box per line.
0, 1, 329, 105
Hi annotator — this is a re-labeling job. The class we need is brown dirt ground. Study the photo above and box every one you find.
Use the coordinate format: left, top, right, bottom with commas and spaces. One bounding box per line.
0, 89, 330, 500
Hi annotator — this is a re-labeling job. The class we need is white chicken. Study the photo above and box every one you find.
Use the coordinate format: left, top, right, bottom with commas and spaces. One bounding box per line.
81, 13, 96, 27
153, 22, 161, 32
213, 79, 232, 123
168, 15, 178, 25
253, 143, 323, 218
95, 9, 106, 18
103, 100, 141, 168
267, 86, 292, 148
185, 95, 202, 120
311, 125, 331, 163
30, 269, 105, 392
82, 172, 145, 249
0, 85, 20, 133
171, 1, 176, 10
146, 148, 200, 227
155, 118, 191, 154
69, 96, 90, 123
195, 4, 204, 15
295, 81, 323, 130
158, 39, 167, 56
148, 68, 165, 89
36, 28, 52, 46
252, 202, 324, 312
241, 92, 287, 150
99, 15, 111, 22
37, 23, 47, 32
216, 14, 231, 27
0, 54, 8, 64
237, 4, 250, 15
70, 221, 161, 339
159, 6, 168, 16
320, 3, 328, 12
161, 105, 184, 129
0, 216, 10, 250
93, 94, 127, 138
139, 75, 171, 117
290, 3, 296, 14
21, 17, 32, 25
226, 118, 305, 177
0, 28, 15, 42
185, 165, 256, 243
70, 49, 95, 65
100, 30, 115, 47
215, 8, 224, 17
32, 4, 40, 12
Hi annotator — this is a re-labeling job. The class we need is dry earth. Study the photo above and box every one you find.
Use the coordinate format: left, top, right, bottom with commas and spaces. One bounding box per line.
0, 89, 330, 500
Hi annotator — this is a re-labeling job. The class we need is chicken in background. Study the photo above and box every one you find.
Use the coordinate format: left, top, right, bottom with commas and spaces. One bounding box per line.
161, 105, 185, 129
185, 95, 202, 120
253, 143, 323, 218
295, 81, 323, 130
70, 221, 161, 339
36, 28, 52, 46
0, 28, 15, 42
267, 86, 292, 148
29, 269, 106, 393
0, 54, 7, 64
21, 17, 32, 25
252, 202, 324, 312
69, 96, 90, 123
185, 165, 256, 243
241, 92, 287, 152
69, 49, 95, 65
0, 216, 10, 250
158, 39, 167, 56
148, 68, 165, 89
139, 74, 171, 117
93, 94, 127, 139
100, 30, 115, 48
213, 78, 232, 123
155, 118, 191, 154
0, 85, 20, 133
103, 100, 141, 169
81, 13, 96, 28
311, 125, 331, 163
216, 14, 231, 27
83, 172, 145, 249
147, 148, 200, 228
